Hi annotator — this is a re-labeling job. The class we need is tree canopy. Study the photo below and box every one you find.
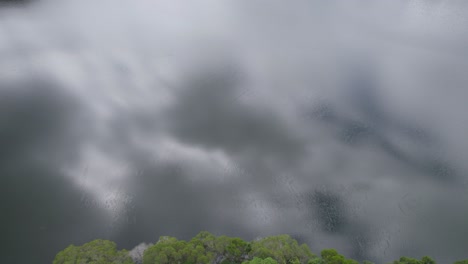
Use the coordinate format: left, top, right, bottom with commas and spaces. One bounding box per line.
53, 239, 133, 264
53, 232, 466, 264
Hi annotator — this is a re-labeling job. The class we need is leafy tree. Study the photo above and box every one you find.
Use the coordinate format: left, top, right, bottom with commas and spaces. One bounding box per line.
143, 236, 183, 264
53, 239, 134, 264
249, 235, 315, 264
243, 257, 279, 264
308, 258, 325, 264
57, 232, 468, 264
191, 231, 217, 250
208, 235, 250, 263
390, 256, 437, 264
320, 248, 347, 264
321, 249, 340, 262
421, 256, 436, 264
312, 248, 358, 264
226, 237, 250, 263
143, 236, 213, 264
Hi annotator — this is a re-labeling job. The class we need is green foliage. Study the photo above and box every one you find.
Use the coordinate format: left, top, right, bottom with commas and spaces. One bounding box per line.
390, 256, 437, 264
320, 249, 339, 262
421, 256, 436, 264
53, 239, 133, 264
308, 258, 325, 264
55, 232, 468, 264
243, 257, 279, 264
249, 235, 315, 264
54, 232, 316, 264
143, 235, 213, 264
224, 237, 250, 263
305, 248, 358, 264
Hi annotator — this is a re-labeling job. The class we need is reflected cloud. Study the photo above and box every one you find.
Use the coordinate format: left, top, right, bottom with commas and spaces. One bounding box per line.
1, 1, 468, 263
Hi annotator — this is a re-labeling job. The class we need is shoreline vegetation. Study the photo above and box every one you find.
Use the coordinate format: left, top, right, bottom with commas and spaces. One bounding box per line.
53, 231, 467, 264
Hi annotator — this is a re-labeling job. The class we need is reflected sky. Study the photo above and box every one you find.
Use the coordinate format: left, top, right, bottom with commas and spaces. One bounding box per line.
1, 0, 468, 263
